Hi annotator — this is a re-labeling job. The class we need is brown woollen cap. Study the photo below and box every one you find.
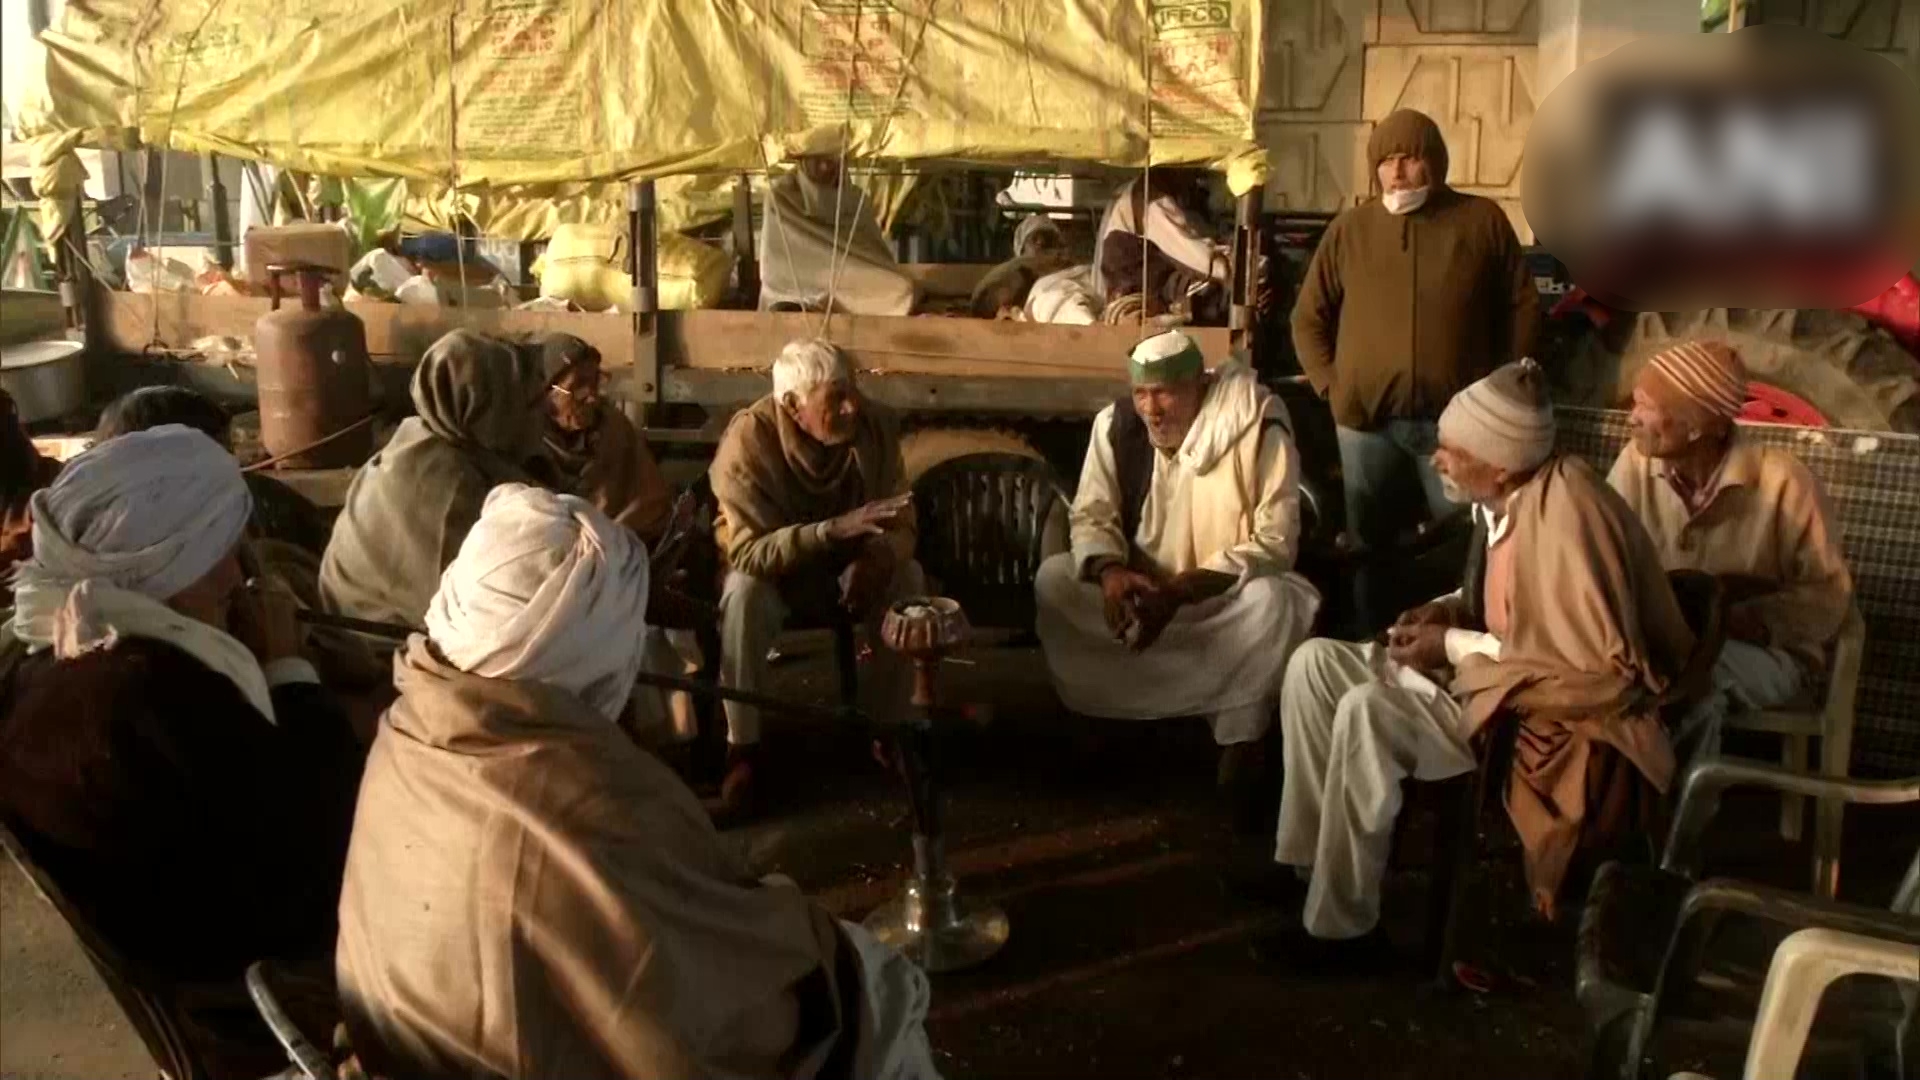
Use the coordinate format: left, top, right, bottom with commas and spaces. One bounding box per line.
1367, 109, 1451, 187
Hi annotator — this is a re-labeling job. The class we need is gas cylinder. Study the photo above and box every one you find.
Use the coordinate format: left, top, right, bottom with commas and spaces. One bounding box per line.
253, 263, 374, 469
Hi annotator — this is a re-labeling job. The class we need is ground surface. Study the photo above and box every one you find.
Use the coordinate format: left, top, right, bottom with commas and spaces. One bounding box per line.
2, 637, 1912, 1080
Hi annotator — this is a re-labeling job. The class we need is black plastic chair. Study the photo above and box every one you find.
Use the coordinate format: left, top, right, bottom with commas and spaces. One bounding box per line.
910, 452, 1069, 632
0, 814, 207, 1080
1577, 760, 1920, 1080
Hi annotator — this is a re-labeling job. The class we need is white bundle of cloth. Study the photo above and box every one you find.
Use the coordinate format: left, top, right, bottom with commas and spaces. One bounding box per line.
1090, 178, 1231, 300
757, 169, 916, 316
8, 425, 273, 720
425, 483, 651, 721
1025, 264, 1101, 325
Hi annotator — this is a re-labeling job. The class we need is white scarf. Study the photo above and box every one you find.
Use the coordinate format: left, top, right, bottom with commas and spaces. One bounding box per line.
426, 484, 651, 721
10, 576, 277, 723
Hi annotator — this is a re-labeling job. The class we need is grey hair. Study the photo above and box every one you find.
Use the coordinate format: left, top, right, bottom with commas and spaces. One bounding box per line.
772, 338, 854, 402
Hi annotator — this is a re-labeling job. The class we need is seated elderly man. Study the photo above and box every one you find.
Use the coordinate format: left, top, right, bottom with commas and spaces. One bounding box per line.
1092, 170, 1231, 323
1242, 360, 1693, 971
1608, 341, 1854, 762
969, 214, 1078, 319
1034, 331, 1319, 816
759, 155, 917, 316
0, 427, 362, 1076
336, 484, 940, 1080
539, 333, 674, 543
321, 328, 557, 630
707, 339, 923, 819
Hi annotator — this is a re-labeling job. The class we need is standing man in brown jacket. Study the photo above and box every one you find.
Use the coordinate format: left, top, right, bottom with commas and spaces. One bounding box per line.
1291, 108, 1540, 631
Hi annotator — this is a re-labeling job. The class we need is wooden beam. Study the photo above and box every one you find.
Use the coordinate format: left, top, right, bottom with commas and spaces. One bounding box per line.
660, 366, 1124, 416
89, 289, 1233, 389
93, 290, 633, 366
660, 309, 1231, 379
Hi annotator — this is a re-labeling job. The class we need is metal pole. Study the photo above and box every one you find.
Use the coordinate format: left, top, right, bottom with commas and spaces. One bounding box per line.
733, 172, 758, 306
56, 190, 87, 332
206, 153, 233, 271
628, 180, 660, 405
1229, 185, 1264, 351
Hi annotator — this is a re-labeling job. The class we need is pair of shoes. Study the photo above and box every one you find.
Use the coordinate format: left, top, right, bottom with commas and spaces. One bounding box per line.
1219, 855, 1309, 909
1249, 926, 1398, 976
704, 742, 762, 826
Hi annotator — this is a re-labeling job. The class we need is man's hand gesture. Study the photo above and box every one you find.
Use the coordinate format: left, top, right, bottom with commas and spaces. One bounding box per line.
1098, 563, 1156, 641
825, 494, 912, 543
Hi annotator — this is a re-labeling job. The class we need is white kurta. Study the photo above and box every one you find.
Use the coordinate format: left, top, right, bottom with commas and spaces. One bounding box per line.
1035, 364, 1320, 743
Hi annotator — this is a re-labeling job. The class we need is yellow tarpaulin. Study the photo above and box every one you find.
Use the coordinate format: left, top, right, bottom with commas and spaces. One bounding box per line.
10, 0, 1267, 246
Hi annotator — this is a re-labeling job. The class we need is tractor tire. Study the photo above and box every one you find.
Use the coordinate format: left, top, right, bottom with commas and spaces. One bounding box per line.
1552, 308, 1920, 433
899, 426, 1046, 482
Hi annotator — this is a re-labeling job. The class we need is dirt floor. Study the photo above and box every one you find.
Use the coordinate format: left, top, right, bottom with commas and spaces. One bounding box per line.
3, 635, 1914, 1080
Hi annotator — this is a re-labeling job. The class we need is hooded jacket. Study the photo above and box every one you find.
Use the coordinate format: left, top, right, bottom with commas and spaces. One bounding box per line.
1290, 109, 1541, 430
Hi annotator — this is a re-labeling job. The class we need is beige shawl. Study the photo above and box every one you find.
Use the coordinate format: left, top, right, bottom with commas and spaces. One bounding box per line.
544, 406, 674, 543
337, 639, 857, 1080
319, 331, 554, 629
757, 171, 916, 315
707, 395, 915, 581
1451, 455, 1696, 910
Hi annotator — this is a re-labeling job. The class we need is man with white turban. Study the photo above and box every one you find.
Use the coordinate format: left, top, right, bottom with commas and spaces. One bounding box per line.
1236, 360, 1693, 972
706, 338, 924, 820
1608, 340, 1854, 763
759, 155, 918, 315
0, 426, 363, 1077
335, 484, 942, 1080
1034, 331, 1320, 825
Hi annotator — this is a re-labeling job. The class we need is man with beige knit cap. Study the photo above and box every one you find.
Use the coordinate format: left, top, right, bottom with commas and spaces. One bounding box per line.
1609, 340, 1854, 763
1290, 108, 1541, 632
1238, 359, 1692, 971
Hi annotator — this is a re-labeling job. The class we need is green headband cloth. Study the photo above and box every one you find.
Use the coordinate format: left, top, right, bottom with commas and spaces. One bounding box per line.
1128, 331, 1205, 385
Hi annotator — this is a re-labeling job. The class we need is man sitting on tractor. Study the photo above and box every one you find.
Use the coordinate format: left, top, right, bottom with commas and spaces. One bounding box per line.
1033, 330, 1320, 826
1608, 340, 1855, 764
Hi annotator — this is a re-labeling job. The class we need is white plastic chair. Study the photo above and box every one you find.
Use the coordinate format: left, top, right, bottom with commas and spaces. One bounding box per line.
1743, 927, 1920, 1080
1724, 605, 1865, 898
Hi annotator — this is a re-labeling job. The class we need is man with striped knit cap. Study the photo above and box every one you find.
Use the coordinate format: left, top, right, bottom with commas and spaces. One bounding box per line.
1242, 359, 1693, 971
1609, 340, 1854, 763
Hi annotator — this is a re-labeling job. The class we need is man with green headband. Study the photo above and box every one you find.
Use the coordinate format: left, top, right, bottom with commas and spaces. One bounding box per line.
1035, 331, 1321, 823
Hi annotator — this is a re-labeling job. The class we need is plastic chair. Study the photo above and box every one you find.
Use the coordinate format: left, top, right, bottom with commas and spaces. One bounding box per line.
1742, 927, 1919, 1080
0, 814, 209, 1080
909, 452, 1068, 632
244, 963, 334, 1080
1721, 604, 1867, 898
1575, 759, 1920, 1080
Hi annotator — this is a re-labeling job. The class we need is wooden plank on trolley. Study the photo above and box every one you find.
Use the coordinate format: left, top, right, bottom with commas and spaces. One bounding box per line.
658, 309, 1231, 379
92, 290, 635, 366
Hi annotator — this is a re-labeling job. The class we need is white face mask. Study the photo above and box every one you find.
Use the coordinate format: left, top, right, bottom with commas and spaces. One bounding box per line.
1383, 186, 1431, 215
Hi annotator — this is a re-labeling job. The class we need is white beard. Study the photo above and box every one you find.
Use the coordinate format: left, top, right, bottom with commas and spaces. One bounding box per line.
1438, 472, 1472, 505
1384, 186, 1431, 215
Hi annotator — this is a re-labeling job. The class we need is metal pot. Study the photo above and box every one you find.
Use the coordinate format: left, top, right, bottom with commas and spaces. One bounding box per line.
1, 339, 87, 424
